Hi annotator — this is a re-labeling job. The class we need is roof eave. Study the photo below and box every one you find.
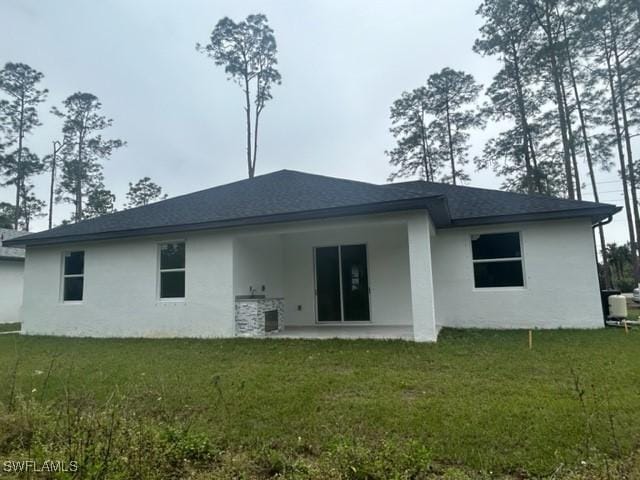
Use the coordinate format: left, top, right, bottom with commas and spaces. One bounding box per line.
0, 255, 25, 262
442, 206, 622, 228
7, 196, 448, 247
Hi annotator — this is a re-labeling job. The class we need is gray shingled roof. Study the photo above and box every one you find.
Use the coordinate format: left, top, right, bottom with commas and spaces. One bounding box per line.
385, 180, 620, 226
0, 228, 27, 260
5, 170, 619, 247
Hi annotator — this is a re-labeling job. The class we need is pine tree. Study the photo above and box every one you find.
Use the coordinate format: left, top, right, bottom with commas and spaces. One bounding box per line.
426, 68, 483, 184
475, 0, 548, 193
52, 92, 124, 222
83, 186, 116, 220
125, 177, 167, 208
197, 14, 281, 178
18, 183, 45, 231
0, 62, 47, 228
386, 87, 441, 181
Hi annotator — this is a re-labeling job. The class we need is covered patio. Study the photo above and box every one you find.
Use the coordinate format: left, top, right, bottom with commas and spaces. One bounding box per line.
231, 212, 438, 341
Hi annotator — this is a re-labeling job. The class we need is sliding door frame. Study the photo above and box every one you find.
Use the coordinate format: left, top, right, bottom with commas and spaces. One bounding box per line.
312, 243, 372, 324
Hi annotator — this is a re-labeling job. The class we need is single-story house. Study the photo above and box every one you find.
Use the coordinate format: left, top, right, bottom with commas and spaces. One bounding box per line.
5, 170, 620, 341
0, 228, 27, 324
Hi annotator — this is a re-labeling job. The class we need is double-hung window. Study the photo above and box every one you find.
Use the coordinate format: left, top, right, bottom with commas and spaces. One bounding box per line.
159, 242, 186, 299
62, 251, 85, 302
471, 232, 524, 288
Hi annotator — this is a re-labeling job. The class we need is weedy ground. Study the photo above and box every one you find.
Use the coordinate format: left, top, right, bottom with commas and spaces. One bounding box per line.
0, 327, 639, 479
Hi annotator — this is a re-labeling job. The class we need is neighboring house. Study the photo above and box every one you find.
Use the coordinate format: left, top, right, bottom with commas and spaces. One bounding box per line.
0, 228, 27, 324
5, 170, 620, 341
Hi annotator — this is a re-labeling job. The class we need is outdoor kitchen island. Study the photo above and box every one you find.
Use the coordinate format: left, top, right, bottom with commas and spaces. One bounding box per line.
234, 296, 285, 337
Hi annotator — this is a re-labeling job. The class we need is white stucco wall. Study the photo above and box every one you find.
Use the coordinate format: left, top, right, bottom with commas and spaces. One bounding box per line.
233, 234, 284, 298
431, 218, 603, 329
281, 219, 413, 327
21, 231, 234, 337
0, 260, 24, 324
21, 214, 414, 338
407, 212, 437, 341
19, 210, 604, 339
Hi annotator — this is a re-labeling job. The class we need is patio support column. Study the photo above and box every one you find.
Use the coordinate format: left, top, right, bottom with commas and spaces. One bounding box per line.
407, 212, 438, 342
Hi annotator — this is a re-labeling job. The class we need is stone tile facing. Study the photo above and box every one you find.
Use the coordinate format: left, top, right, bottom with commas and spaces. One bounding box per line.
235, 298, 285, 337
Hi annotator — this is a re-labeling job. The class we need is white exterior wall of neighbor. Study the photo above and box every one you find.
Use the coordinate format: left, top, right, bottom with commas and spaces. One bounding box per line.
431, 218, 603, 329
21, 231, 235, 337
0, 260, 24, 324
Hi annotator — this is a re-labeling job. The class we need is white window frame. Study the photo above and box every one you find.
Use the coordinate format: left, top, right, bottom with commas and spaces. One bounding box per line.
61, 250, 85, 304
471, 231, 526, 290
157, 241, 186, 302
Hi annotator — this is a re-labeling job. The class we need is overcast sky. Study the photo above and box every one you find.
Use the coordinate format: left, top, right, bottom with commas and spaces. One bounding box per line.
0, 0, 632, 243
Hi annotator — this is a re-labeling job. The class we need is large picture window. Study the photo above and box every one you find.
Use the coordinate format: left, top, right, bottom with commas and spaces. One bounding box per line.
62, 251, 85, 302
159, 242, 185, 299
471, 232, 524, 288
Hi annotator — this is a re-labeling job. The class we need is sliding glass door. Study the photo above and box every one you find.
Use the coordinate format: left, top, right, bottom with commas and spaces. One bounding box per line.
315, 246, 343, 323
315, 244, 370, 322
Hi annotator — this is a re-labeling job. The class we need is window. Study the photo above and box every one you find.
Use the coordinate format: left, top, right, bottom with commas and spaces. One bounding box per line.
159, 242, 185, 299
471, 232, 524, 288
62, 251, 84, 302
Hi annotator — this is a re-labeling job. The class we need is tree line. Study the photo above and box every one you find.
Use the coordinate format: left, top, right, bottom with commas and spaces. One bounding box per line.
4, 4, 640, 290
387, 0, 640, 287
0, 13, 282, 231
0, 63, 167, 231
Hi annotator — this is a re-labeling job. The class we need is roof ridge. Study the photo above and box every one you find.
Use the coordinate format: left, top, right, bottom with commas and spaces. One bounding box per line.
116, 170, 388, 218
277, 169, 389, 189
39, 170, 298, 234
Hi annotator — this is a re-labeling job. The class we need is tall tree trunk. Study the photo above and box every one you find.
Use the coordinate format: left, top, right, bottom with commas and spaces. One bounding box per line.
510, 44, 537, 193
426, 138, 435, 183
48, 141, 59, 230
611, 26, 640, 262
549, 48, 574, 199
14, 94, 25, 229
527, 134, 543, 192
244, 76, 253, 179
444, 97, 457, 185
567, 73, 607, 282
75, 130, 85, 222
604, 36, 639, 278
252, 106, 260, 178
560, 77, 582, 200
562, 19, 610, 286
533, 0, 575, 199
418, 107, 431, 181
528, 134, 539, 171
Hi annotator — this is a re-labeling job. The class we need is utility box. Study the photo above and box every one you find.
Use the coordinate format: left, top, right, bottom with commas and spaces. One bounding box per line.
601, 289, 621, 320
608, 295, 628, 319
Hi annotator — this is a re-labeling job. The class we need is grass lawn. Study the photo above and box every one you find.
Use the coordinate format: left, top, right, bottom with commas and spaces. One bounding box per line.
0, 323, 20, 333
627, 305, 640, 320
1, 328, 640, 479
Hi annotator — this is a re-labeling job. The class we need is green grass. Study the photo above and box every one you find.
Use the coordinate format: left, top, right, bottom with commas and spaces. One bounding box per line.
1, 328, 639, 479
627, 305, 640, 320
0, 323, 20, 333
